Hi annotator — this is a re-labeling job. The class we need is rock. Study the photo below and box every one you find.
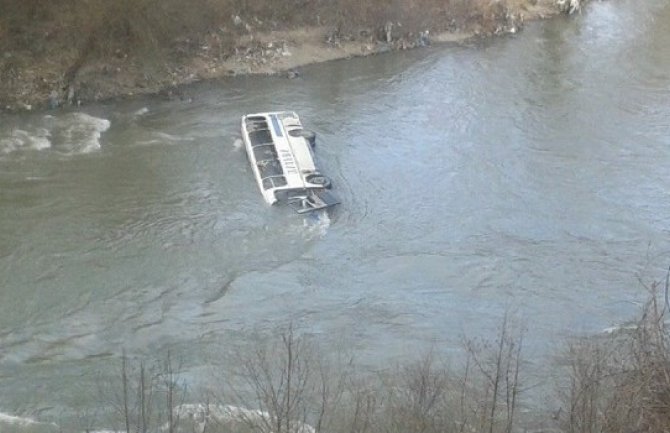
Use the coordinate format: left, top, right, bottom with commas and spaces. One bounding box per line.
325, 29, 341, 46
376, 43, 392, 54
286, 69, 301, 79
571, 0, 581, 14
48, 90, 60, 109
418, 30, 431, 47
384, 21, 393, 43
66, 85, 75, 105
163, 86, 193, 103
557, 0, 581, 14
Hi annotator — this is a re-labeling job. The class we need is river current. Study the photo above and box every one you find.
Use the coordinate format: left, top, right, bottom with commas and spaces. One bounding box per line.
1, 0, 669, 429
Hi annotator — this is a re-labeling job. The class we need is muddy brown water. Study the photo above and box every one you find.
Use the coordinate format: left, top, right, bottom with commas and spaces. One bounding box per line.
1, 0, 669, 428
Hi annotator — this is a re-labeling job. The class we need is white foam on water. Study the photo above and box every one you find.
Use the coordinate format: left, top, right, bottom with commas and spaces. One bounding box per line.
154, 131, 196, 143
24, 128, 52, 150
0, 128, 52, 154
0, 112, 111, 156
0, 412, 56, 427
602, 320, 670, 334
303, 209, 331, 237
88, 430, 124, 433
133, 107, 149, 116
0, 412, 36, 425
56, 112, 111, 154
232, 137, 244, 150
134, 139, 161, 146
173, 404, 315, 433
0, 136, 23, 154
602, 324, 637, 334
134, 132, 196, 147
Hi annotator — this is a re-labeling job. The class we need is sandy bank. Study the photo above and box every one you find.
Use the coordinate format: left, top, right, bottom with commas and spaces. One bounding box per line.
0, 0, 570, 112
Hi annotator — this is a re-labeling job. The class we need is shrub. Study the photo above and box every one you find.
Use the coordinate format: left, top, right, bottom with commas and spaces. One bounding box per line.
558, 277, 670, 433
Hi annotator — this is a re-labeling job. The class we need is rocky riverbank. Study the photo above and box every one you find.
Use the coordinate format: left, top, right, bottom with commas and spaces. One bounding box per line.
0, 0, 583, 112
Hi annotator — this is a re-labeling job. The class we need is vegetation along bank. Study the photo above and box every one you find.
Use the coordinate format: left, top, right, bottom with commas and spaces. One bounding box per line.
0, 0, 588, 111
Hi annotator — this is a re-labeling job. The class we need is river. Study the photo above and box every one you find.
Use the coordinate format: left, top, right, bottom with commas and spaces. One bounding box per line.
1, 0, 669, 429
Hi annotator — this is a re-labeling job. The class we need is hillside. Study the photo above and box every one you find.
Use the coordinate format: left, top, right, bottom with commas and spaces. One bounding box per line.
0, 0, 565, 111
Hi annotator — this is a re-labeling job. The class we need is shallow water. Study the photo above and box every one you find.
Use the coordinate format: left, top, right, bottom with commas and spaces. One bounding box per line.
1, 0, 670, 428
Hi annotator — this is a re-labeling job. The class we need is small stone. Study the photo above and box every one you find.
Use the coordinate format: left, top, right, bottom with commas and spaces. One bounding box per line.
48, 90, 60, 109
384, 21, 393, 43
67, 86, 75, 105
418, 30, 431, 47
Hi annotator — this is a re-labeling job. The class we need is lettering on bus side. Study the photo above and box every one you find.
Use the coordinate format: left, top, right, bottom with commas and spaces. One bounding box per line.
279, 149, 298, 174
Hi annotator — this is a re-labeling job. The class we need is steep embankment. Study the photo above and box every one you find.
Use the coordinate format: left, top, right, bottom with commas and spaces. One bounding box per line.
0, 0, 578, 111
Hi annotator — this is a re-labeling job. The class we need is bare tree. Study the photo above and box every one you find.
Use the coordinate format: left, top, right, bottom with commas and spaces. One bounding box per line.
559, 277, 670, 433
462, 312, 525, 433
218, 324, 350, 433
94, 349, 186, 433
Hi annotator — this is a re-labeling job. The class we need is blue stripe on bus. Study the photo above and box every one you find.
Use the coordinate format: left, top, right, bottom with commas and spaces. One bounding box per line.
270, 115, 284, 138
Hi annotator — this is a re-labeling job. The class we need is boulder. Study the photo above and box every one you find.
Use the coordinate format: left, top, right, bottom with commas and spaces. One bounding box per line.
557, 0, 581, 14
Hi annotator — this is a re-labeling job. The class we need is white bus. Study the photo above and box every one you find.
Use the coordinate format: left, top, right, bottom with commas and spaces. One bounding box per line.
241, 111, 339, 213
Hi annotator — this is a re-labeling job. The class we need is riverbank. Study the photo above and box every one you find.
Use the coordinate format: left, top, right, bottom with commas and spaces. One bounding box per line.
2, 285, 668, 433
0, 0, 576, 112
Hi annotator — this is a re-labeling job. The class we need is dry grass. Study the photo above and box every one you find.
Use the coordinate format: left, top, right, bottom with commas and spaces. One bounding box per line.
0, 0, 525, 62
59, 272, 670, 433
91, 317, 524, 433
0, 0, 536, 108
558, 278, 670, 433
88, 275, 670, 433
